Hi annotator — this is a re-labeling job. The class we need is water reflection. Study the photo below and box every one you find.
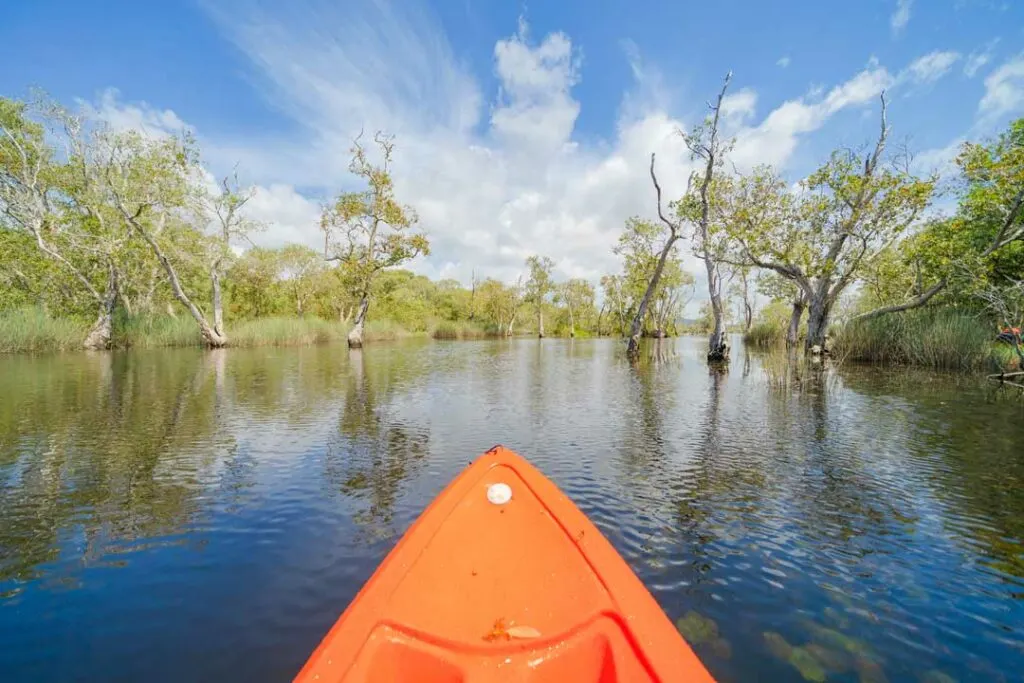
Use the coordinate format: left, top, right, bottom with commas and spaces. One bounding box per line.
0, 340, 1021, 682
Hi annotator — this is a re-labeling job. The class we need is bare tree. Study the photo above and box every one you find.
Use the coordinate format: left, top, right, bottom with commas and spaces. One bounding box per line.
633, 72, 733, 360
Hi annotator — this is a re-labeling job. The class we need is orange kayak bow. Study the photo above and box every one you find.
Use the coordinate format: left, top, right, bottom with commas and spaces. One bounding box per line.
296, 445, 714, 682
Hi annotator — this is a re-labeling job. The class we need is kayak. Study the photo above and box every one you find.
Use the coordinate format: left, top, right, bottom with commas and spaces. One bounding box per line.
295, 445, 714, 682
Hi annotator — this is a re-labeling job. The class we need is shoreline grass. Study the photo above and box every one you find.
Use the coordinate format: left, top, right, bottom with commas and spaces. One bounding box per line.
833, 309, 1009, 372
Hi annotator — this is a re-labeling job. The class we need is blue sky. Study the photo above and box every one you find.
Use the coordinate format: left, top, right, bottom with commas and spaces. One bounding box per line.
3, 0, 1023, 299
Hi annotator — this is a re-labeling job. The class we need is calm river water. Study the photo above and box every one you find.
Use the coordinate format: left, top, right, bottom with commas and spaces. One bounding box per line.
1, 337, 1022, 682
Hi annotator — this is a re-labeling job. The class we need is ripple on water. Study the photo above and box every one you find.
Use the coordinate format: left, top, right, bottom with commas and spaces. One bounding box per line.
0, 340, 1022, 682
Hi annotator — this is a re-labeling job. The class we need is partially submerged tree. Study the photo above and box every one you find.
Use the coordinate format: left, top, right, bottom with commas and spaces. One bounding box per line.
643, 72, 733, 361
321, 132, 429, 348
724, 95, 934, 352
524, 255, 554, 338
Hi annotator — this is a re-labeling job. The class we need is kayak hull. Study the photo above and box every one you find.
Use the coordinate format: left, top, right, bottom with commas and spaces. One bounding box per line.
296, 445, 714, 682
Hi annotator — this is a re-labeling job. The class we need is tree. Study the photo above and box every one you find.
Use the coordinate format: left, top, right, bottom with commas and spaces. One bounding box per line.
524, 255, 554, 338
277, 244, 326, 317
105, 129, 233, 347
723, 95, 934, 351
728, 266, 754, 333
0, 96, 127, 348
206, 172, 260, 336
555, 278, 594, 338
600, 274, 629, 336
854, 118, 1024, 321
321, 132, 429, 348
646, 72, 733, 361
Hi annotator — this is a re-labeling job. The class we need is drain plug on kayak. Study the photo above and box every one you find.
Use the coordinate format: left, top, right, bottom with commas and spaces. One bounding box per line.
487, 483, 512, 505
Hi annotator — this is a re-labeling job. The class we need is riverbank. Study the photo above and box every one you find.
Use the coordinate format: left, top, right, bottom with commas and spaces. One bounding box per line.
0, 308, 514, 353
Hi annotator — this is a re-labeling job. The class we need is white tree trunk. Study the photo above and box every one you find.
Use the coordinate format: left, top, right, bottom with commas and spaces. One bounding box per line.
82, 265, 118, 350
348, 295, 370, 348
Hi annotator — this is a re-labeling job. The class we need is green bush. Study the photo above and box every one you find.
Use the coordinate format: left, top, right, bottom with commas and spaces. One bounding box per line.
114, 313, 202, 348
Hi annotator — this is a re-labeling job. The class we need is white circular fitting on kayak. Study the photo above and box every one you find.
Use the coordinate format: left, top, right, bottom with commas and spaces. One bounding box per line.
487, 482, 512, 505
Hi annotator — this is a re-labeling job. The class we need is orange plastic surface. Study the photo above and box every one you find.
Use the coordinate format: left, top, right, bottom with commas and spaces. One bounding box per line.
295, 445, 715, 683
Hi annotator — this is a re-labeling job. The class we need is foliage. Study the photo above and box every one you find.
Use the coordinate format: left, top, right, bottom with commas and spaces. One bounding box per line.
320, 132, 429, 339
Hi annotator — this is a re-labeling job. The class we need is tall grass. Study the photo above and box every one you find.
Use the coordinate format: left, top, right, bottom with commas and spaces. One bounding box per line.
114, 313, 202, 348
0, 307, 89, 353
229, 317, 350, 347
833, 310, 994, 371
745, 320, 786, 347
430, 320, 492, 340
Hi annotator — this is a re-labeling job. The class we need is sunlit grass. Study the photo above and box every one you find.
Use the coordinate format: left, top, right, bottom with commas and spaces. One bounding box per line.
833, 310, 995, 371
0, 307, 89, 353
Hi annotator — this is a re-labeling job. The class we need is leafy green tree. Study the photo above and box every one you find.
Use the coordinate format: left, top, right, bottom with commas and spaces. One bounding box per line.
524, 255, 555, 338
723, 96, 934, 351
0, 96, 129, 348
321, 132, 428, 348
554, 279, 594, 337
276, 244, 326, 317
855, 118, 1024, 321
757, 272, 805, 347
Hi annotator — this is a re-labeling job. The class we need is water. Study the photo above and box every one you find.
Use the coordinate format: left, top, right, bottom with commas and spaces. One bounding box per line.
1, 337, 1022, 682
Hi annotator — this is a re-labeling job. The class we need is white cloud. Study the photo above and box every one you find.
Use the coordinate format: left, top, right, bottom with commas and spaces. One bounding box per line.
891, 0, 913, 35
979, 53, 1024, 118
964, 39, 999, 78
721, 88, 758, 123
81, 88, 189, 138
731, 65, 893, 170
903, 50, 961, 84
776, 56, 791, 68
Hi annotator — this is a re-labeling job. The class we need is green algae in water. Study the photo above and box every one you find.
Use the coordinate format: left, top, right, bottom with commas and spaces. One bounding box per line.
764, 631, 794, 660
789, 646, 827, 682
675, 610, 718, 643
710, 637, 732, 659
855, 655, 888, 683
803, 621, 873, 657
805, 643, 853, 673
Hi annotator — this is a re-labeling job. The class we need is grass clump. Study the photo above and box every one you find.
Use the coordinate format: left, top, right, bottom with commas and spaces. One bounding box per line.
431, 320, 490, 340
745, 320, 786, 347
833, 310, 994, 371
0, 307, 89, 353
114, 313, 202, 348
229, 317, 350, 347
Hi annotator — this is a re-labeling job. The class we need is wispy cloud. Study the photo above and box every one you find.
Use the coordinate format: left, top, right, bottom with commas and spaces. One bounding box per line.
776, 56, 791, 68
964, 38, 999, 78
903, 50, 962, 84
979, 53, 1024, 118
891, 0, 913, 36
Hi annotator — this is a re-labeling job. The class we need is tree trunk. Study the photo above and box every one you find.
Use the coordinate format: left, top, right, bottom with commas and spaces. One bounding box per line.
787, 295, 806, 348
538, 307, 544, 338
596, 304, 605, 337
706, 259, 729, 362
120, 209, 227, 347
211, 265, 225, 339
348, 295, 369, 348
627, 236, 677, 357
805, 292, 832, 354
82, 265, 118, 350
568, 305, 575, 338
506, 308, 518, 337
